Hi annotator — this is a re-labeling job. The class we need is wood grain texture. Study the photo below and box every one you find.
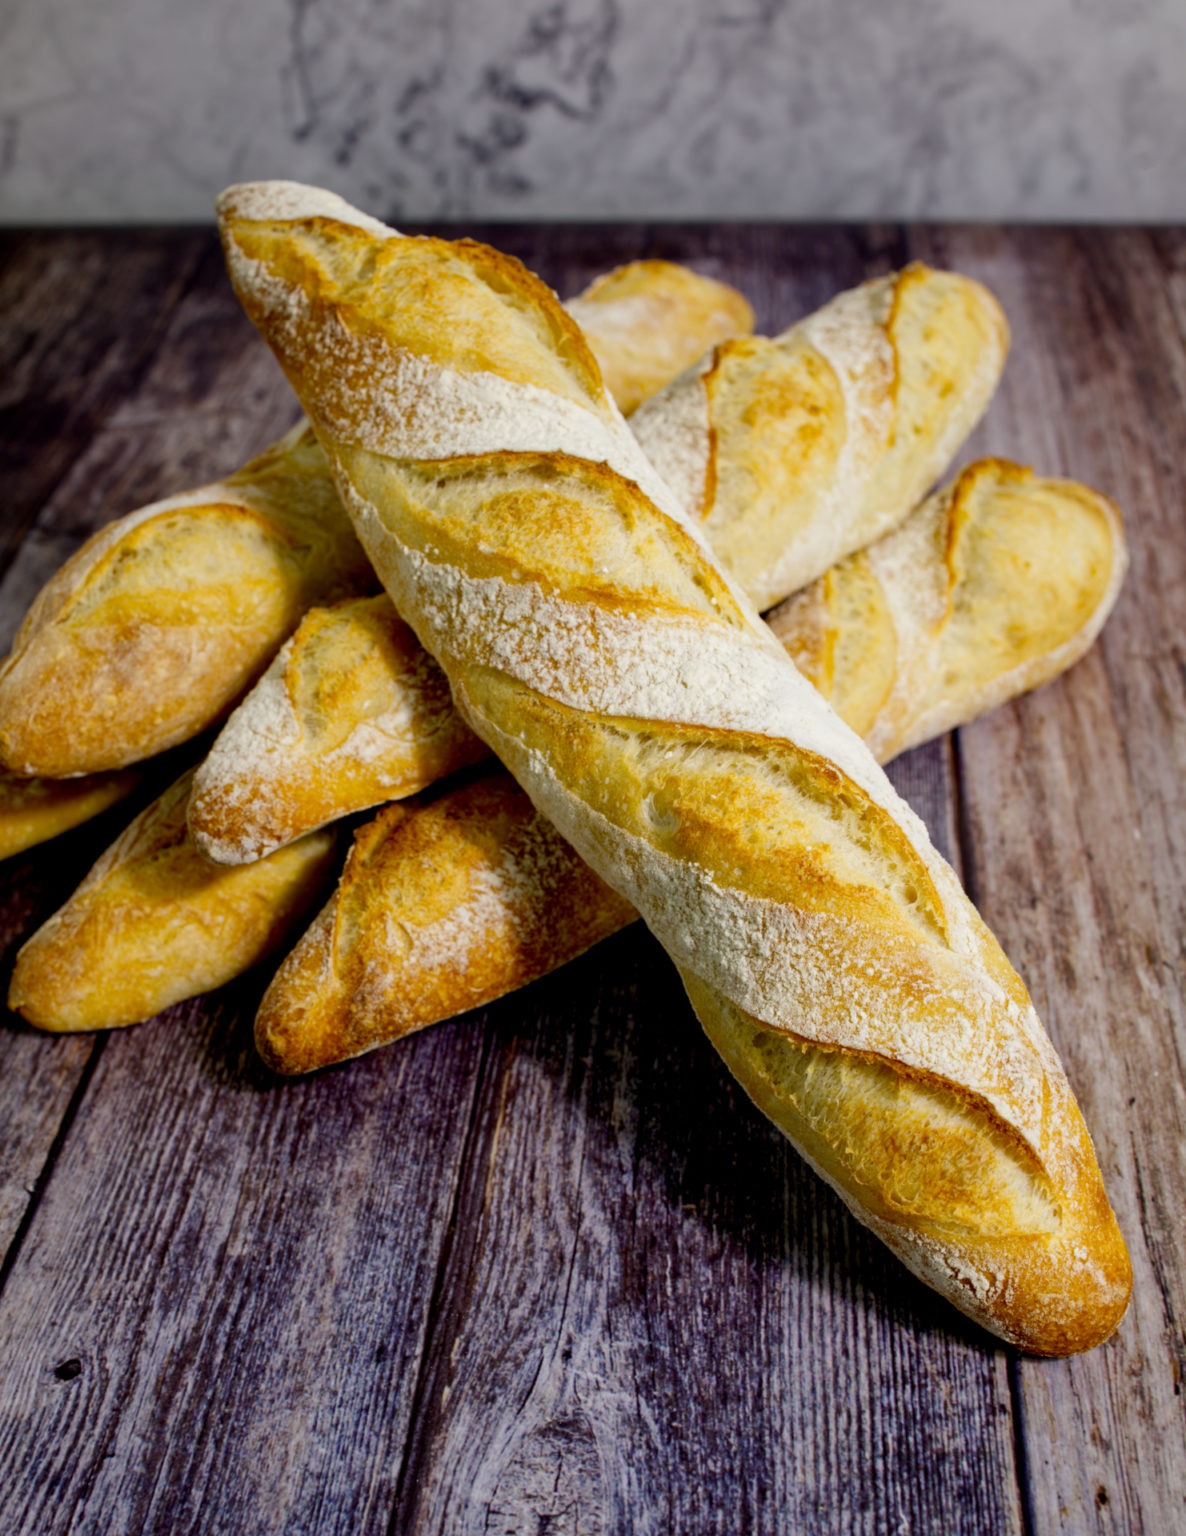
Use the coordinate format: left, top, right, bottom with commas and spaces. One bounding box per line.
0, 231, 206, 577
909, 224, 1186, 1536
0, 230, 294, 1273
0, 223, 1181, 1535
0, 995, 489, 1536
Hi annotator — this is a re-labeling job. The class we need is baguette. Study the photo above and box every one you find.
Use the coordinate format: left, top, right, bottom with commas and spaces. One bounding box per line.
767, 458, 1128, 759
258, 457, 1126, 1068
0, 262, 751, 782
631, 262, 1008, 609
0, 765, 142, 862
191, 452, 1125, 863
219, 181, 1130, 1354
189, 594, 487, 862
0, 423, 373, 777
8, 768, 337, 1032
256, 774, 634, 1074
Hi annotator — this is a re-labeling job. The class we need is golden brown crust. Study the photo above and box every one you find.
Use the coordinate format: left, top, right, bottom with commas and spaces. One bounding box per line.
0, 766, 142, 861
188, 594, 488, 863
0, 256, 749, 784
567, 259, 755, 414
221, 184, 1128, 1352
769, 459, 1128, 761
256, 774, 635, 1074
0, 423, 373, 777
8, 768, 338, 1032
632, 262, 1009, 610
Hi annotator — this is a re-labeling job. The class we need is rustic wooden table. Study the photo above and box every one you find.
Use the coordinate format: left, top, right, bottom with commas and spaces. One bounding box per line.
0, 223, 1182, 1535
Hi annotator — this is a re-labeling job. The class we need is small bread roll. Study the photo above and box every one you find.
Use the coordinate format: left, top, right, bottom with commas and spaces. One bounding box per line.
9, 769, 337, 1032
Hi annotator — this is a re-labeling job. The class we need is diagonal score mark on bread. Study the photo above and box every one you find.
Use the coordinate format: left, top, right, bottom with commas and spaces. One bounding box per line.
218, 181, 1130, 1353
686, 974, 1062, 1241
0, 254, 751, 787
630, 259, 1008, 608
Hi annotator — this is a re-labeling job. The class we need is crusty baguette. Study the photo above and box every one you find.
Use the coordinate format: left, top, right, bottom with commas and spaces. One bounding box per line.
0, 423, 373, 777
566, 259, 754, 414
631, 262, 1008, 609
257, 456, 1127, 1069
191, 451, 1126, 863
768, 458, 1129, 760
8, 768, 337, 1032
219, 181, 1130, 1354
0, 765, 142, 862
0, 262, 750, 783
256, 774, 635, 1074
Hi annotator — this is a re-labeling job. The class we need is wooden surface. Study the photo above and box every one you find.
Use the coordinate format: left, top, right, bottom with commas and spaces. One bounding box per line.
0, 223, 1182, 1535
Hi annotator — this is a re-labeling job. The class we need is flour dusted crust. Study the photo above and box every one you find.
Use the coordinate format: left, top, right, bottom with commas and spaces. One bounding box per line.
0, 422, 373, 776
0, 247, 747, 786
258, 454, 1126, 1068
566, 259, 754, 415
769, 459, 1129, 760
188, 593, 488, 863
8, 768, 338, 1032
219, 181, 1129, 1353
256, 774, 636, 1074
631, 262, 1009, 610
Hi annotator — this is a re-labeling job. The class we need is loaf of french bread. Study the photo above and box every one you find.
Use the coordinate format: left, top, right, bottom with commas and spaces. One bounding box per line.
631, 261, 1008, 608
189, 594, 487, 862
0, 261, 752, 782
256, 773, 635, 1074
8, 768, 337, 1032
0, 423, 373, 777
219, 181, 1130, 1354
767, 458, 1128, 759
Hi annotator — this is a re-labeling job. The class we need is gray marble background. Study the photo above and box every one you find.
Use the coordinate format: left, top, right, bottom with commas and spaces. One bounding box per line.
2, 0, 1185, 224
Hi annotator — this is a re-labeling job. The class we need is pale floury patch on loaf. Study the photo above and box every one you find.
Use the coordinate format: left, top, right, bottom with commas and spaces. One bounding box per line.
220, 182, 1130, 1353
189, 594, 485, 864
631, 263, 1007, 611
769, 460, 1129, 763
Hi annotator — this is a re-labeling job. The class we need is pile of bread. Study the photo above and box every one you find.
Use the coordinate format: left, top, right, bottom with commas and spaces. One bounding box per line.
1, 183, 1132, 1355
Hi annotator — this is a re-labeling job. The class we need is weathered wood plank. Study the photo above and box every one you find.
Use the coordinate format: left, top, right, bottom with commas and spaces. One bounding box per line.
389, 932, 1021, 1536
908, 224, 1186, 1535
0, 992, 491, 1536
0, 235, 302, 1267
385, 227, 1020, 1536
0, 230, 207, 575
